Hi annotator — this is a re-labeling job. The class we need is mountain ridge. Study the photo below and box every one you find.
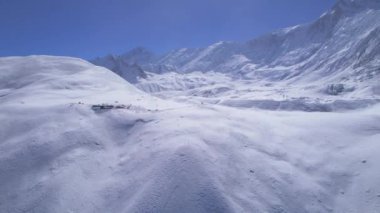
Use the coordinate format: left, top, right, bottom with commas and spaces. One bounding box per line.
92, 0, 380, 98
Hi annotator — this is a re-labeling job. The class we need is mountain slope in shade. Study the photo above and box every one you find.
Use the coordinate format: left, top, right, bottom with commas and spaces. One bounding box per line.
91, 53, 148, 83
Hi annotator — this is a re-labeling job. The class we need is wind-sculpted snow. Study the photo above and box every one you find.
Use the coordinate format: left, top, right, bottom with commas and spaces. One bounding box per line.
1, 56, 380, 213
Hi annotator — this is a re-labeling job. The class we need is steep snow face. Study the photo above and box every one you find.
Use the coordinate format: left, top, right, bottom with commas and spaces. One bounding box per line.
158, 41, 243, 73
236, 0, 380, 87
1, 56, 380, 213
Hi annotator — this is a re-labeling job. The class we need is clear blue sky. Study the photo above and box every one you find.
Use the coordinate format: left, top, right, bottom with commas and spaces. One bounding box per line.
0, 0, 335, 59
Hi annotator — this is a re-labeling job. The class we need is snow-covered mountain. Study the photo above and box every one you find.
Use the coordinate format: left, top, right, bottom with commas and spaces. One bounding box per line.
91, 0, 380, 112
1, 0, 380, 212
93, 0, 380, 97
1, 55, 380, 213
91, 51, 149, 83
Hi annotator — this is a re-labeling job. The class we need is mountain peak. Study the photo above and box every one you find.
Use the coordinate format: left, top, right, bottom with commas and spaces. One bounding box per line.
335, 0, 380, 12
124, 47, 152, 55
118, 47, 156, 65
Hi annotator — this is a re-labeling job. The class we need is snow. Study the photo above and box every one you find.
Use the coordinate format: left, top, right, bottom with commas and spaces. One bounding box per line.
125, 0, 380, 112
1, 55, 380, 213
1, 0, 380, 212
93, 0, 380, 99
136, 71, 380, 112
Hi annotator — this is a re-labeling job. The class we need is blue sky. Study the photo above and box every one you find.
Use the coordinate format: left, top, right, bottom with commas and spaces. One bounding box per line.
0, 0, 335, 59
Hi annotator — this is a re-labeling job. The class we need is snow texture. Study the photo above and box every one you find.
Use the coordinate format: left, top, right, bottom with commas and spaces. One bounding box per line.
93, 0, 380, 103
1, 56, 380, 213
1, 0, 380, 212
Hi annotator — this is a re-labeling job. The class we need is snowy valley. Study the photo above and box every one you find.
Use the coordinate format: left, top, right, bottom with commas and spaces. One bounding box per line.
1, 0, 380, 213
93, 0, 380, 111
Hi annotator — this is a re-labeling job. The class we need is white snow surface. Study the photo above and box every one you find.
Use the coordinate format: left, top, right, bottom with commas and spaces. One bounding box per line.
1, 56, 380, 213
2, 1, 380, 212
136, 71, 380, 112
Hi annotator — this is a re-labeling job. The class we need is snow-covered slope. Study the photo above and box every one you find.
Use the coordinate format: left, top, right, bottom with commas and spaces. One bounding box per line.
136, 71, 380, 112
0, 56, 148, 104
94, 0, 380, 100
1, 56, 380, 213
100, 0, 380, 111
168, 0, 380, 85
157, 0, 380, 81
1, 0, 380, 212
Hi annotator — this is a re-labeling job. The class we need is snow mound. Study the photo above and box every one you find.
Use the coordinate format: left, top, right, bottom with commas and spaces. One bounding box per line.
0, 56, 145, 106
